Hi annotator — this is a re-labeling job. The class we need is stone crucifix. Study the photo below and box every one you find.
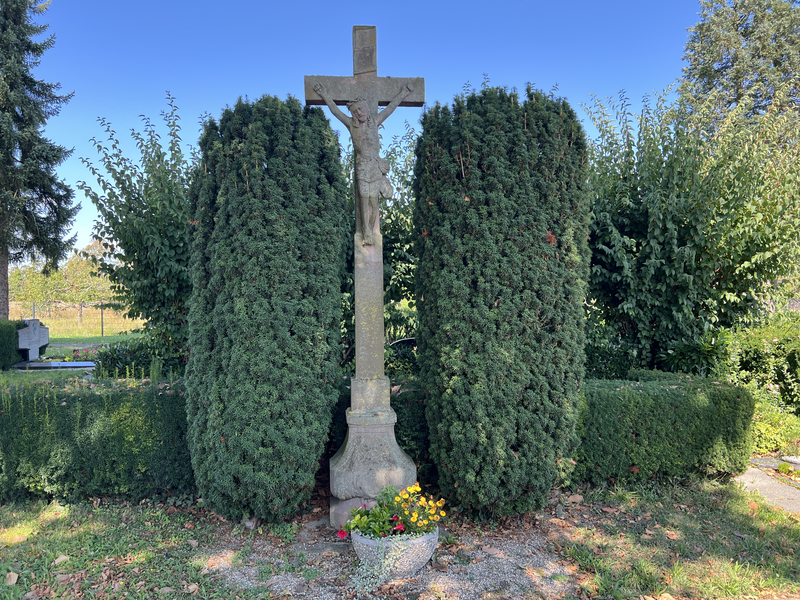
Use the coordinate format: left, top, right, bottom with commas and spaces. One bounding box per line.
305, 26, 424, 529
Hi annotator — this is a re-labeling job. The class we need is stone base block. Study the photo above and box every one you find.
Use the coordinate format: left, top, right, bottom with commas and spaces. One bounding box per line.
329, 408, 416, 501
329, 496, 376, 530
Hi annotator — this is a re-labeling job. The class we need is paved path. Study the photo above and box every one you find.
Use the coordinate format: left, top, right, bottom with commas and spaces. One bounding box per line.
734, 458, 800, 514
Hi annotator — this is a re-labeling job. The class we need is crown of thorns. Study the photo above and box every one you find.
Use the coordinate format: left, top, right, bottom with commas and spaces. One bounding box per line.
347, 97, 367, 107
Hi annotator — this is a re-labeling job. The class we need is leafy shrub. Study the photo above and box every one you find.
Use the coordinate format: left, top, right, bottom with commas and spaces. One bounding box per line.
0, 320, 23, 369
414, 85, 590, 515
574, 377, 754, 484
655, 330, 731, 377
0, 378, 193, 502
586, 85, 800, 367
726, 312, 800, 409
94, 337, 152, 377
585, 342, 630, 380
744, 379, 800, 454
79, 96, 192, 366
186, 95, 347, 522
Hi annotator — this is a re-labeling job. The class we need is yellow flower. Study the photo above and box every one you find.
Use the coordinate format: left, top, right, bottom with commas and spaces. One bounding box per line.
404, 510, 409, 515
433, 515, 440, 521
440, 510, 446, 516
411, 516, 417, 522
402, 502, 409, 509
422, 520, 428, 526
412, 512, 418, 518
437, 499, 445, 507
399, 489, 406, 495
402, 493, 409, 499
420, 498, 427, 506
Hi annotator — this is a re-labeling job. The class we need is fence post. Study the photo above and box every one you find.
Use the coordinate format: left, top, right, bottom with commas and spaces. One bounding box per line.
101, 307, 104, 337
32, 302, 35, 319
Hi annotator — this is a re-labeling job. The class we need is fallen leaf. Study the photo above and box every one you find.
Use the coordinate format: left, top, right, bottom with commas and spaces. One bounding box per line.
432, 563, 448, 572
52, 555, 70, 566
641, 534, 653, 540
645, 529, 656, 535
159, 587, 175, 594
5, 572, 18, 586
184, 522, 195, 530
482, 546, 501, 555
56, 574, 71, 585
748, 501, 759, 511
601, 507, 618, 514
666, 531, 678, 540
187, 540, 198, 548
188, 583, 199, 594
567, 494, 583, 504
733, 531, 749, 539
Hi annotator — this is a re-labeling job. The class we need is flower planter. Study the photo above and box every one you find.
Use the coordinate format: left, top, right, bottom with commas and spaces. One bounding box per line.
351, 527, 438, 579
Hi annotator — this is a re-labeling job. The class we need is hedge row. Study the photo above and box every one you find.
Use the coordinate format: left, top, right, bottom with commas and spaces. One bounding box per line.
0, 379, 193, 502
0, 319, 23, 369
574, 376, 754, 484
1, 371, 753, 504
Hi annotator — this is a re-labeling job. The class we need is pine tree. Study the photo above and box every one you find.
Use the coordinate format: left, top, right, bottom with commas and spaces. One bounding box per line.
0, 0, 78, 319
186, 96, 347, 521
413, 86, 590, 515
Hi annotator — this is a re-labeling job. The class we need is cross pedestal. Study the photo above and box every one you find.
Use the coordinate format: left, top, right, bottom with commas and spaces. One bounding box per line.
305, 26, 423, 529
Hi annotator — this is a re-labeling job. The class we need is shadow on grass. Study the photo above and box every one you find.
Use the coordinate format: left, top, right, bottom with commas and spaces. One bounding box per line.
551, 478, 800, 599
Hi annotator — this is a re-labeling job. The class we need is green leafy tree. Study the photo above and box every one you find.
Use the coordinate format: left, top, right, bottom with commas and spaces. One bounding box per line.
414, 86, 591, 515
78, 96, 192, 366
186, 96, 348, 521
680, 0, 800, 118
586, 82, 800, 367
0, 0, 78, 319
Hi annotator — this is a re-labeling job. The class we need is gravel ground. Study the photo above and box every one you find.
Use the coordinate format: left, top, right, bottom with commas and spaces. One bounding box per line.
199, 507, 577, 600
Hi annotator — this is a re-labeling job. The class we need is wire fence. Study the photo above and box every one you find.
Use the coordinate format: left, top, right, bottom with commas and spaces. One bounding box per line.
9, 302, 144, 339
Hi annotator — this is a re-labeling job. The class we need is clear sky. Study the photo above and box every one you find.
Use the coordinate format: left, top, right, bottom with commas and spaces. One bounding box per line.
31, 0, 704, 252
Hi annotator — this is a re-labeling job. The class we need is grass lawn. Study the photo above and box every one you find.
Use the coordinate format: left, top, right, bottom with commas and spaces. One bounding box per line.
547, 478, 800, 598
48, 333, 142, 347
1, 478, 798, 599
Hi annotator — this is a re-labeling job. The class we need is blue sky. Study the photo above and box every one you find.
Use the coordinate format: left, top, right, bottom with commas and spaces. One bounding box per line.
33, 0, 703, 251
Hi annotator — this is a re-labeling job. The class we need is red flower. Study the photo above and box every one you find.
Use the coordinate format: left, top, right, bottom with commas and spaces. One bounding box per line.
390, 515, 399, 521
393, 523, 405, 532
337, 529, 347, 540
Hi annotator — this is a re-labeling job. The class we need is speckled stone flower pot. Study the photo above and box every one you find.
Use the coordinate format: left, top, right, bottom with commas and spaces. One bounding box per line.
351, 527, 438, 579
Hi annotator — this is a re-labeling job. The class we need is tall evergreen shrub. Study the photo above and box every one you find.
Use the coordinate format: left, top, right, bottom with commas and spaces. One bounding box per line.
413, 86, 590, 514
186, 96, 347, 521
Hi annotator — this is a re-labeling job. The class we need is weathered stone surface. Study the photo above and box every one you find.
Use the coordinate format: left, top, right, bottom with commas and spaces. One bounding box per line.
305, 26, 422, 528
329, 408, 415, 500
17, 319, 49, 361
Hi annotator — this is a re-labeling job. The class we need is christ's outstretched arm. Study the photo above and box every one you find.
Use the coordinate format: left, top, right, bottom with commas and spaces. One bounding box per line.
314, 83, 352, 128
376, 83, 414, 127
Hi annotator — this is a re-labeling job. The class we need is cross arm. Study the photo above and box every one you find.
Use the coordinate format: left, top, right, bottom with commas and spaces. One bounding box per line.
304, 75, 425, 107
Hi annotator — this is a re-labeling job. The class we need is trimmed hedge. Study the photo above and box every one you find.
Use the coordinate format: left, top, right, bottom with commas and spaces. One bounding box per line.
0, 379, 193, 502
0, 320, 23, 369
413, 85, 590, 515
574, 378, 754, 484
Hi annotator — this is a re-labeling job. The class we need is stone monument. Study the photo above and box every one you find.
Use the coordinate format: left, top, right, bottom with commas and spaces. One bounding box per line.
305, 26, 424, 529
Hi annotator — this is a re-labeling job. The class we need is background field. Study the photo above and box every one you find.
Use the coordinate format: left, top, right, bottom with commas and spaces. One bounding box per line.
9, 301, 144, 341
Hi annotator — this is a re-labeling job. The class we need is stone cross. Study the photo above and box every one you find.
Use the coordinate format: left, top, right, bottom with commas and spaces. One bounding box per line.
305, 26, 423, 529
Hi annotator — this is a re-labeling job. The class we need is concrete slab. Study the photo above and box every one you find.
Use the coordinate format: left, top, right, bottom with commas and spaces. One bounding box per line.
734, 467, 800, 513
14, 361, 95, 370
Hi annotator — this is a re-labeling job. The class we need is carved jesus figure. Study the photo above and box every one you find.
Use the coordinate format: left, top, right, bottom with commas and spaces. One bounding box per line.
314, 82, 413, 246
